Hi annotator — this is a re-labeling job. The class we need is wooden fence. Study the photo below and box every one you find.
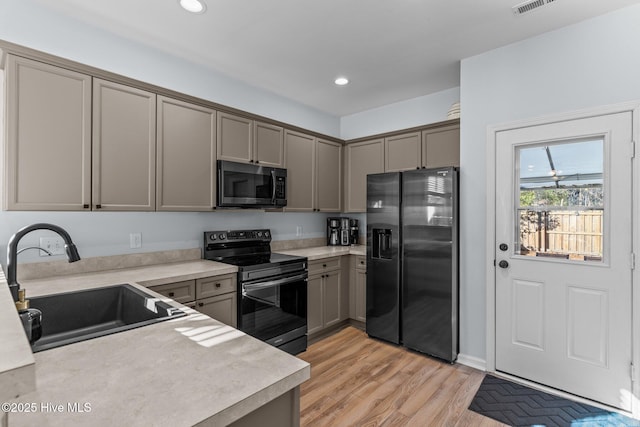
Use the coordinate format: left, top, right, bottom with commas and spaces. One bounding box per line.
520, 210, 603, 257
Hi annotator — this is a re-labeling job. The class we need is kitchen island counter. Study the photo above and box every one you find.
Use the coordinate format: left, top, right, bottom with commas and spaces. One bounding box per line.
1, 258, 309, 427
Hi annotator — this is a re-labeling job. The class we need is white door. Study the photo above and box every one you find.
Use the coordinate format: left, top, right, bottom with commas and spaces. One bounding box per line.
495, 111, 633, 411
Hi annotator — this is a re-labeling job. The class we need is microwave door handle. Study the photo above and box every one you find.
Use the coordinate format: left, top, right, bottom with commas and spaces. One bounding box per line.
271, 169, 277, 205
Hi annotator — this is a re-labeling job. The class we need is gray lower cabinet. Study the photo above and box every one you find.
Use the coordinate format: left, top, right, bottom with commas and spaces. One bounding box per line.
307, 257, 345, 336
146, 279, 196, 304
196, 293, 237, 328
349, 255, 366, 323
307, 275, 323, 335
148, 273, 237, 327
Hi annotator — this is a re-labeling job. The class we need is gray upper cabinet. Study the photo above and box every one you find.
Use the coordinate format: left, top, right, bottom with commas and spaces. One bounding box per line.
217, 113, 284, 167
4, 55, 92, 211
316, 139, 342, 212
254, 121, 284, 167
344, 139, 384, 213
284, 130, 315, 211
3, 49, 458, 215
92, 78, 156, 211
285, 132, 342, 212
156, 96, 216, 211
217, 112, 253, 164
422, 125, 460, 168
384, 132, 421, 172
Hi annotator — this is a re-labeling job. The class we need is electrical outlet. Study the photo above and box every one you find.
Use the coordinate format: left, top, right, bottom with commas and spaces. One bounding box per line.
129, 233, 142, 249
40, 237, 65, 256
296, 226, 303, 237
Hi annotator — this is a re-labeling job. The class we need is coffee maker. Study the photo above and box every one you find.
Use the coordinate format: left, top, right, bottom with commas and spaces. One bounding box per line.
327, 218, 341, 246
340, 218, 350, 246
349, 219, 359, 245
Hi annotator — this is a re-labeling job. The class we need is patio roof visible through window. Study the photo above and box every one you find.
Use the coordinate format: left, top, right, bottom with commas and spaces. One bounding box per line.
519, 139, 603, 189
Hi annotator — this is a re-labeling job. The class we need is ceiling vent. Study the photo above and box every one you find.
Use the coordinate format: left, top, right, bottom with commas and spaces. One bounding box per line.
512, 0, 557, 15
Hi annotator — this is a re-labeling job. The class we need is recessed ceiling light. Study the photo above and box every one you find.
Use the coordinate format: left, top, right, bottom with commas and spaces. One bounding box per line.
179, 0, 206, 14
334, 77, 349, 86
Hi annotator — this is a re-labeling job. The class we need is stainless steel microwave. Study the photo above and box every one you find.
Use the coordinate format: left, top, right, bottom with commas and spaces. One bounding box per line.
217, 160, 287, 208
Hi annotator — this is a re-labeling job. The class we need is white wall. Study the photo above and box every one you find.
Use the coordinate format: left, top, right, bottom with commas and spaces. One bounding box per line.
0, 1, 345, 270
0, 1, 446, 273
459, 4, 640, 361
0, 210, 331, 268
340, 87, 459, 140
8, 0, 639, 366
0, 0, 340, 138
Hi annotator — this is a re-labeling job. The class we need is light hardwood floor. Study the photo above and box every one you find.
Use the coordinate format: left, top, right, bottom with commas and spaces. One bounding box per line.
298, 326, 507, 427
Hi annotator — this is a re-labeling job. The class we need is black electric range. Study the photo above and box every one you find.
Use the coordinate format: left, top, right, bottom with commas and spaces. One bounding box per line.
203, 229, 308, 354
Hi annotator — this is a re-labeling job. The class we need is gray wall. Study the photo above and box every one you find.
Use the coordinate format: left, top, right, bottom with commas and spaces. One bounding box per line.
459, 4, 640, 361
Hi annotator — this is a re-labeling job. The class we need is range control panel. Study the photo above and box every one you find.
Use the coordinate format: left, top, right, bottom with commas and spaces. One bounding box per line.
204, 229, 271, 243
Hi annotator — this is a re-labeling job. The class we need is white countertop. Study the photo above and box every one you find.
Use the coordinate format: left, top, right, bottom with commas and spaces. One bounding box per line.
278, 245, 365, 260
1, 259, 310, 427
0, 270, 36, 404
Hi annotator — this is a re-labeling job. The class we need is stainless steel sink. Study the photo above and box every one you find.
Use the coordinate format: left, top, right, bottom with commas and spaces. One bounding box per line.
29, 284, 186, 352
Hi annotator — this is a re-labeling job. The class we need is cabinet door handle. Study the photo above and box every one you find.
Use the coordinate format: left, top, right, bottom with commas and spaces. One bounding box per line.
255, 160, 259, 164
83, 204, 89, 209
95, 204, 102, 209
215, 283, 221, 288
198, 302, 204, 307
323, 264, 327, 268
168, 292, 175, 297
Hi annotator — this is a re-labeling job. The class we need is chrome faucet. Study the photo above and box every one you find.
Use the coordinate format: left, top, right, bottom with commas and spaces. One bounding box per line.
6, 223, 81, 302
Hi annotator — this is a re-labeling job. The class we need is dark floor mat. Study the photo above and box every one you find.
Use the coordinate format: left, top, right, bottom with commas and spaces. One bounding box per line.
468, 375, 640, 427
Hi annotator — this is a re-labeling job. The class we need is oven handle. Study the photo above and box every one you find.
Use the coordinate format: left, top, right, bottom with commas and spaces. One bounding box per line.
243, 273, 308, 292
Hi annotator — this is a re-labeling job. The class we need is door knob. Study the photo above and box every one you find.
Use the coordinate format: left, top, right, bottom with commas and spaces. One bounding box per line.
498, 260, 509, 269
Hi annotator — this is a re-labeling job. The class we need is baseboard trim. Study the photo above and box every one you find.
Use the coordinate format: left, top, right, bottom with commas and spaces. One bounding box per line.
456, 353, 486, 371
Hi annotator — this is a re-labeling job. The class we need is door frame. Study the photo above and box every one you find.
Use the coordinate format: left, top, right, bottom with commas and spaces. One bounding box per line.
484, 101, 640, 415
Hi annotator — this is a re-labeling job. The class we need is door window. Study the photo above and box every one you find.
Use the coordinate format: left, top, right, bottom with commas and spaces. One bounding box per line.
515, 138, 604, 262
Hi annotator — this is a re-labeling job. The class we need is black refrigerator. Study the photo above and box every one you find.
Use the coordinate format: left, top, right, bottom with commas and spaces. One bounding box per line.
366, 167, 459, 362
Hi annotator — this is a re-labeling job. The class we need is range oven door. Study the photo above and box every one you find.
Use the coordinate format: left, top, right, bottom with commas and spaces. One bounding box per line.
217, 160, 287, 208
239, 271, 307, 353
